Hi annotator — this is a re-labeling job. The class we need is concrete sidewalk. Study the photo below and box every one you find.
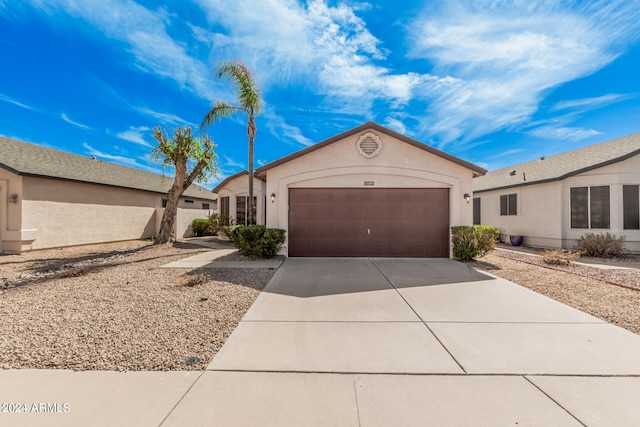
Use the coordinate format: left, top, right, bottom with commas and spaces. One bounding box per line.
3, 257, 640, 426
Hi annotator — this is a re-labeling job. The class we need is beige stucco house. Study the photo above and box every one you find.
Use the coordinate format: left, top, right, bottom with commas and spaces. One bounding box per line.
0, 137, 216, 254
213, 171, 267, 226
473, 133, 640, 252
215, 122, 486, 258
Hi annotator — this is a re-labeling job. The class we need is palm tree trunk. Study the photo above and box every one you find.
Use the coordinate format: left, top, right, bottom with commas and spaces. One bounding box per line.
247, 115, 256, 224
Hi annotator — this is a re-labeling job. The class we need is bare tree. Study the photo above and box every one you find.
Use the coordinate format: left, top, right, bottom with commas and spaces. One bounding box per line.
151, 126, 217, 244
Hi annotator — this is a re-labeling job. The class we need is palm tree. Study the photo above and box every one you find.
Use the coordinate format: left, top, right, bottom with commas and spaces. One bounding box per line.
201, 59, 262, 225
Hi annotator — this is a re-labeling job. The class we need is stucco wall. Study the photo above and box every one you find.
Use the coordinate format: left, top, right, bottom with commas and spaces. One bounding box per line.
1, 176, 216, 253
474, 181, 563, 248
175, 208, 213, 238
0, 169, 26, 253
215, 176, 266, 225
20, 177, 159, 251
475, 154, 640, 252
562, 155, 640, 252
263, 129, 476, 256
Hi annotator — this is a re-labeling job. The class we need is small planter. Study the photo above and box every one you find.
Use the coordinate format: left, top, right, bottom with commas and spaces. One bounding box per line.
510, 235, 524, 246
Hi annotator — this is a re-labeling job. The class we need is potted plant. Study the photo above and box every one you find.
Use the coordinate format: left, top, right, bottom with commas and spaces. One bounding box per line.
509, 234, 524, 246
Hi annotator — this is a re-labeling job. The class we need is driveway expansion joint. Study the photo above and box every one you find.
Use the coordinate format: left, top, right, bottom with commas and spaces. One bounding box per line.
369, 258, 469, 375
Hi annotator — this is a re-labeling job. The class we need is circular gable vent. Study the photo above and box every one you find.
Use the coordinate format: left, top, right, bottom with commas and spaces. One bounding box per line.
356, 132, 382, 158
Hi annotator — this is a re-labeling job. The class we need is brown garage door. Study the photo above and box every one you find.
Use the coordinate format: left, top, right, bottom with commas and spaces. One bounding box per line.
288, 188, 449, 257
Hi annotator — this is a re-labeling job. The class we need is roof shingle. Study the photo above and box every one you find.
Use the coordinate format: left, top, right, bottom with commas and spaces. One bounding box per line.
0, 137, 216, 200
473, 133, 640, 193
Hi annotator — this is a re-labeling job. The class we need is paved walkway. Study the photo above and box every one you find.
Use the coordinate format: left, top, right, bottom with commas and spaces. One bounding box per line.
3, 258, 640, 426
161, 238, 283, 269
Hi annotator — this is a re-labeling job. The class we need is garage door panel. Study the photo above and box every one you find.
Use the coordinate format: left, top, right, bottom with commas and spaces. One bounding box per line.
289, 188, 449, 258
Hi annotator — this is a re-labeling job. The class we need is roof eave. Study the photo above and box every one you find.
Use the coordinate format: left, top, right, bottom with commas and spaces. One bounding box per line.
256, 122, 487, 176
474, 148, 640, 193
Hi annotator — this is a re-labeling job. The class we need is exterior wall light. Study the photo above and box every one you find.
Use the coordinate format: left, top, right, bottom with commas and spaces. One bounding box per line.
271, 193, 276, 203
464, 193, 471, 203
8, 193, 18, 203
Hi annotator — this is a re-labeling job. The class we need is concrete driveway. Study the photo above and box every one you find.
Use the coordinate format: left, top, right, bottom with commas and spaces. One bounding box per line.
4, 258, 640, 426
164, 258, 640, 426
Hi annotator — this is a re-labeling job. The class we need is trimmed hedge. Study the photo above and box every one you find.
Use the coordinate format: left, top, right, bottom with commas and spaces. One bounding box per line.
451, 225, 499, 261
230, 225, 286, 258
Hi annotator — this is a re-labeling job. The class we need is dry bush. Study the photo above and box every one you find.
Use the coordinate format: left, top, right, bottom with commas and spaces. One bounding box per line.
541, 249, 581, 265
575, 232, 627, 258
60, 267, 92, 278
177, 272, 210, 287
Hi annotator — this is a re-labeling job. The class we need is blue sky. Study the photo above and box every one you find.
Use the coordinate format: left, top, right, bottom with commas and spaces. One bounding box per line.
1, 0, 640, 187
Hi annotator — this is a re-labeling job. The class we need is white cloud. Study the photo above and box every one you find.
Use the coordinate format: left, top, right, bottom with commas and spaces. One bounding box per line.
262, 107, 314, 147
529, 125, 602, 142
487, 149, 526, 160
27, 0, 220, 101
0, 93, 34, 110
222, 155, 245, 170
383, 117, 406, 135
194, 0, 434, 114
552, 93, 633, 112
61, 112, 91, 129
116, 126, 152, 147
82, 142, 160, 173
408, 0, 640, 144
135, 107, 196, 128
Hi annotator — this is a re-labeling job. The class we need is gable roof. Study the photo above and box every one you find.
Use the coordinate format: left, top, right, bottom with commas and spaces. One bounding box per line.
212, 170, 266, 194
255, 122, 487, 177
473, 132, 640, 193
0, 137, 216, 200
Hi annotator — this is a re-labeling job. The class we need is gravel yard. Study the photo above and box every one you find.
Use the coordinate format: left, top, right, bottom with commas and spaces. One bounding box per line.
2, 240, 639, 371
470, 250, 640, 334
0, 240, 275, 371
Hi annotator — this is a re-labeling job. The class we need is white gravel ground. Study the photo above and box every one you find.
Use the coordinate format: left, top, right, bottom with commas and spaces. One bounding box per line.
0, 241, 275, 371
470, 251, 640, 335
2, 241, 638, 371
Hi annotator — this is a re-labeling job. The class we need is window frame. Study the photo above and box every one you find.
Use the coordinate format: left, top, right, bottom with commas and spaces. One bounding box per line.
623, 185, 640, 230
473, 197, 481, 225
570, 187, 589, 229
500, 193, 517, 216
220, 197, 230, 225
570, 185, 610, 230
236, 196, 257, 225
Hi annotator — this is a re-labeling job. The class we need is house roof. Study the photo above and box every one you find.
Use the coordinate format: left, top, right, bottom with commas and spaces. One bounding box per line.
473, 132, 640, 193
0, 137, 216, 200
212, 170, 266, 194
255, 122, 487, 177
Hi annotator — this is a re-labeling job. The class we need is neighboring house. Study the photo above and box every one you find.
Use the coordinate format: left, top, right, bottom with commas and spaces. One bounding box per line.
0, 137, 216, 254
215, 122, 486, 258
473, 133, 640, 252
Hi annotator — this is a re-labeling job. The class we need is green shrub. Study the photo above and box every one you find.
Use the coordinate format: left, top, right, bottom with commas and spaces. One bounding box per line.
192, 218, 212, 236
451, 225, 499, 261
192, 214, 227, 237
217, 215, 234, 239
575, 232, 626, 258
230, 225, 286, 258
